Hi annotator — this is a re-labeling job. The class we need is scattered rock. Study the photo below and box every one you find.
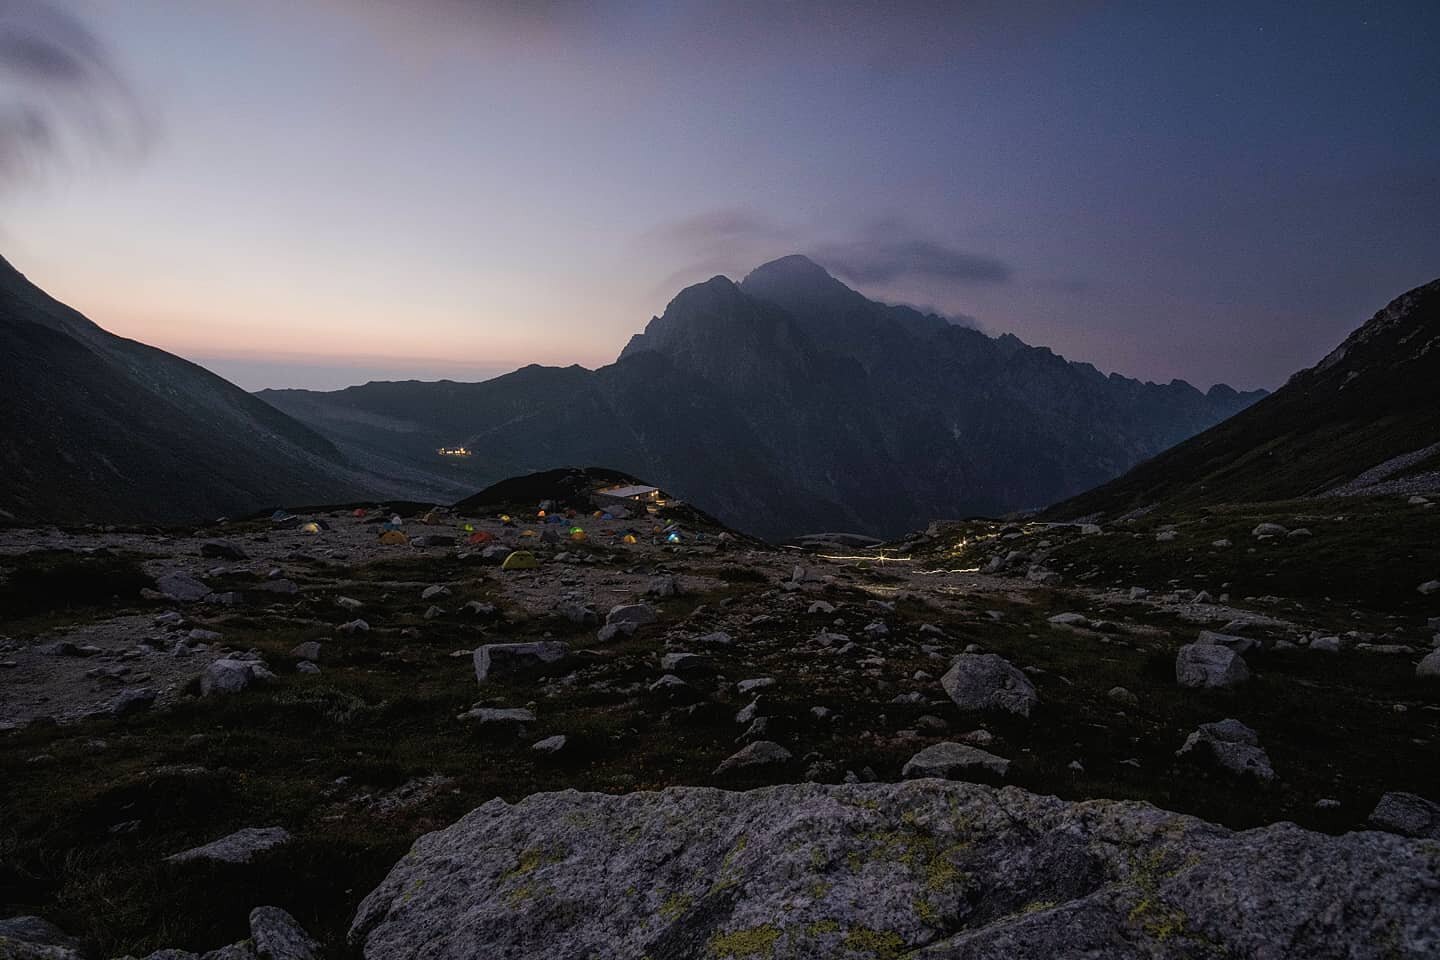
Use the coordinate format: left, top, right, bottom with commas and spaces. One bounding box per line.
336, 596, 364, 611
473, 641, 569, 684
456, 706, 535, 730
1175, 718, 1275, 781
0, 916, 83, 959
336, 618, 370, 634
901, 741, 1010, 780
1416, 650, 1440, 679
1368, 792, 1440, 839
940, 653, 1039, 718
596, 622, 638, 643
249, 905, 320, 960
532, 735, 568, 755
713, 740, 791, 775
606, 603, 658, 627
201, 540, 248, 561
166, 826, 291, 864
200, 658, 274, 696
1048, 612, 1090, 628
1252, 523, 1288, 539
156, 571, 209, 603
1196, 630, 1260, 655
112, 686, 157, 717
290, 641, 322, 661
1106, 685, 1139, 708
1175, 643, 1250, 689
660, 652, 713, 677
420, 585, 450, 601
1418, 580, 1440, 596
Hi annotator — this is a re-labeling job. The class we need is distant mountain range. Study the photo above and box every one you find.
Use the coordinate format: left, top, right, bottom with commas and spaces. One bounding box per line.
1047, 276, 1440, 520
0, 256, 376, 524
260, 256, 1264, 538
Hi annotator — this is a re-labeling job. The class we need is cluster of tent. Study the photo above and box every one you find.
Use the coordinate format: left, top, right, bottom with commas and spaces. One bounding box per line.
265, 498, 723, 569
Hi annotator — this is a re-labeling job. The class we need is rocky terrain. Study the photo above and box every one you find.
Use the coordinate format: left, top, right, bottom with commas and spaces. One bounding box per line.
2, 476, 1438, 957
261, 256, 1262, 540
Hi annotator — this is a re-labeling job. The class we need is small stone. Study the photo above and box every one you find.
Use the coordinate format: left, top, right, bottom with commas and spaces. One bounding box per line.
1175, 644, 1249, 689
166, 826, 290, 864
1175, 718, 1275, 781
337, 618, 370, 634
456, 706, 535, 728
736, 677, 776, 695
421, 585, 451, 600
1107, 685, 1139, 707
290, 641, 322, 661
941, 654, 1039, 718
532, 734, 568, 755
473, 641, 569, 684
606, 603, 657, 627
713, 740, 791, 775
112, 687, 157, 717
902, 741, 1009, 780
1368, 791, 1440, 839
249, 905, 320, 960
336, 596, 363, 611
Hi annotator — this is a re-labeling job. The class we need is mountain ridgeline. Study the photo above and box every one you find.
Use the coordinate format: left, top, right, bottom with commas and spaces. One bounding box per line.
0, 256, 368, 525
261, 256, 1263, 539
1048, 276, 1440, 520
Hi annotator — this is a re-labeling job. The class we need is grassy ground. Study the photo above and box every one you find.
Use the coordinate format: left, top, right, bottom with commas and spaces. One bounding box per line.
2, 508, 1438, 956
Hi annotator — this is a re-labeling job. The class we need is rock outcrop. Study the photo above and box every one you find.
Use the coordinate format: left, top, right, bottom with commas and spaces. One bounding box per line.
350, 781, 1440, 959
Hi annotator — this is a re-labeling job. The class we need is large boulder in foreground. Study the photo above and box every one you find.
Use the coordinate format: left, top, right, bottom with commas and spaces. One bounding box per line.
940, 653, 1039, 717
349, 781, 1439, 959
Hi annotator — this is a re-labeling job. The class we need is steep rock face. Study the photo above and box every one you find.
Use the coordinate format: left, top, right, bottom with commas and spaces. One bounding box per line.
265, 257, 1260, 539
1049, 276, 1440, 519
0, 256, 365, 523
350, 781, 1439, 959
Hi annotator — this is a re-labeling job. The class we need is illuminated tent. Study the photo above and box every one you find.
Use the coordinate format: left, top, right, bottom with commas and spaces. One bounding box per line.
467, 531, 494, 545
501, 550, 539, 570
379, 530, 409, 545
300, 521, 321, 535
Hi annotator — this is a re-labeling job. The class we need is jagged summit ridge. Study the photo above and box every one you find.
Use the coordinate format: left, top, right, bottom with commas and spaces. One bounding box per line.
264, 256, 1264, 538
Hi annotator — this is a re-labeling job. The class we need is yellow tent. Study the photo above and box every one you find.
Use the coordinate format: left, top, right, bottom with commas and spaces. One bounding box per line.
501, 550, 539, 570
379, 530, 409, 545
300, 521, 321, 535
622, 534, 638, 544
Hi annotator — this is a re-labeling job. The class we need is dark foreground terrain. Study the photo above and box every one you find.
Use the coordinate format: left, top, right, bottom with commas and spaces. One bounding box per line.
1, 490, 1438, 958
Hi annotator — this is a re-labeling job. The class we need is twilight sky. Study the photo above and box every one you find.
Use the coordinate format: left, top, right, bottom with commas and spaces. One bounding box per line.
2, 0, 1438, 392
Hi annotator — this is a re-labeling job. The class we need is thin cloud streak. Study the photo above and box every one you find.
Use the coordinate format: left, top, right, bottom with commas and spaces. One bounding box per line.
0, 0, 150, 193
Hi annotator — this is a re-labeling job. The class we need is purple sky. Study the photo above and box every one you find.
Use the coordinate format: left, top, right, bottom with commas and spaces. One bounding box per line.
3, 0, 1438, 391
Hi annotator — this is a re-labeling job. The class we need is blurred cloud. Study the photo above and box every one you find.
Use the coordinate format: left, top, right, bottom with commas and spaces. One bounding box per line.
0, 0, 149, 192
813, 236, 1011, 286
300, 0, 1093, 71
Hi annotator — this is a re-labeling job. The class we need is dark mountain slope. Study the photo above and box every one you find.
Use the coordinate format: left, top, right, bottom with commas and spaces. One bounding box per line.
0, 256, 366, 524
1047, 277, 1440, 519
263, 257, 1264, 539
